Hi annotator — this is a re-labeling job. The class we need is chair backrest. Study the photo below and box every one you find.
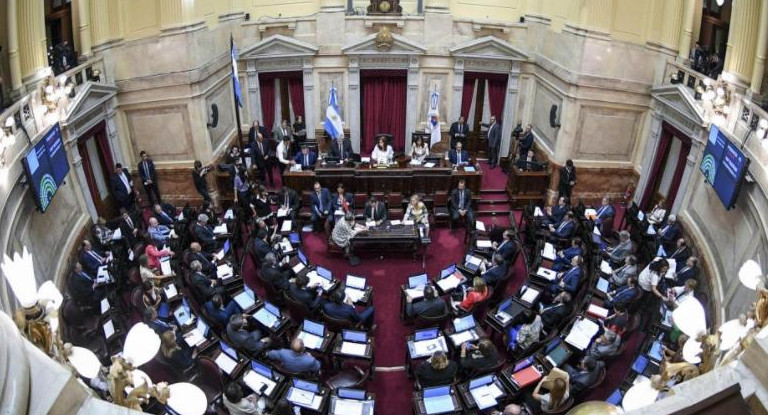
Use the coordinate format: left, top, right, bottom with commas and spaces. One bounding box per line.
128, 267, 142, 286
131, 286, 145, 311
387, 192, 403, 208
354, 193, 368, 207
413, 311, 450, 329
433, 191, 448, 206
195, 356, 224, 403
466, 356, 505, 379
321, 310, 358, 332
258, 269, 285, 305
284, 292, 312, 323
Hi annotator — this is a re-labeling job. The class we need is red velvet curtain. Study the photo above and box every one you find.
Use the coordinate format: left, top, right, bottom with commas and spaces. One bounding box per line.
487, 78, 508, 122
259, 74, 276, 137
95, 128, 114, 171
460, 76, 476, 120
77, 141, 99, 204
640, 131, 673, 210
287, 74, 305, 120
665, 140, 692, 208
361, 70, 407, 153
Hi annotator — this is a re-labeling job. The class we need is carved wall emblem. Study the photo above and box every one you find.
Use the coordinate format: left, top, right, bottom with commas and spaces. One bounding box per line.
375, 27, 394, 51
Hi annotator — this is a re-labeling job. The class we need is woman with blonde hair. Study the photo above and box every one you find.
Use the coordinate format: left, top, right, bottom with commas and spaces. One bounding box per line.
459, 277, 490, 310
532, 376, 569, 411
158, 330, 194, 373
415, 350, 458, 387
405, 194, 430, 236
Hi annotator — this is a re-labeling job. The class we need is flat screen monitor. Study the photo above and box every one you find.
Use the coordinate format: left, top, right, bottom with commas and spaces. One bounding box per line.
21, 123, 70, 212
303, 319, 325, 337
700, 125, 750, 210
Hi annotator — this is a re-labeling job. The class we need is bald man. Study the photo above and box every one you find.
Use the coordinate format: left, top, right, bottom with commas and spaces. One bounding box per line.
265, 338, 321, 374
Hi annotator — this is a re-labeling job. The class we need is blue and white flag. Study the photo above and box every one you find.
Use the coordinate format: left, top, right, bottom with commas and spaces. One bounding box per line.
325, 86, 343, 139
427, 91, 441, 146
230, 34, 242, 108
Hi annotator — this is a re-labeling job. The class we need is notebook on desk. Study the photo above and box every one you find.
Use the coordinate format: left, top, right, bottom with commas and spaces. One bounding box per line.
510, 365, 543, 389
469, 375, 504, 410
545, 342, 572, 367
172, 298, 194, 326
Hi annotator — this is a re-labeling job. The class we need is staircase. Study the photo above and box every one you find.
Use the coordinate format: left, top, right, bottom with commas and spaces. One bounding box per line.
476, 188, 512, 228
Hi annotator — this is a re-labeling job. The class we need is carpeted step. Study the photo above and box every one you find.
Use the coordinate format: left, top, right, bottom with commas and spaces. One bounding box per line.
477, 204, 512, 214
478, 195, 510, 203
480, 188, 507, 194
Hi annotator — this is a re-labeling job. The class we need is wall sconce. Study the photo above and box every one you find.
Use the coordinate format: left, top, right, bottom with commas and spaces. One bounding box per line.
41, 75, 74, 114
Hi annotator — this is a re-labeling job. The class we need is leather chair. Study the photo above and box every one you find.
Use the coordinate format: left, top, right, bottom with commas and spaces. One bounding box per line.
284, 292, 312, 325
541, 397, 575, 414
327, 238, 345, 257
298, 191, 313, 223
257, 269, 286, 307
413, 312, 450, 329
321, 310, 360, 332
325, 363, 370, 390
464, 355, 505, 379
192, 356, 223, 407
432, 191, 450, 228
353, 193, 368, 220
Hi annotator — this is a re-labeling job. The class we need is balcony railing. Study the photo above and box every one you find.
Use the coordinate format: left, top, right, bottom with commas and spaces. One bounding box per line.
663, 59, 717, 96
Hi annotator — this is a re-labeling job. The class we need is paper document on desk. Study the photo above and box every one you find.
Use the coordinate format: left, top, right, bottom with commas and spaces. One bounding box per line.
413, 337, 447, 357
390, 220, 402, 226
476, 240, 493, 249
424, 395, 454, 414
307, 271, 333, 290
520, 287, 540, 304
217, 264, 234, 280
542, 243, 556, 260
163, 284, 178, 299
587, 304, 609, 319
405, 287, 425, 299
289, 389, 323, 410
215, 354, 237, 375
449, 330, 478, 345
160, 258, 172, 276
424, 162, 436, 168
298, 331, 324, 350
277, 207, 289, 218
534, 207, 544, 217
637, 211, 645, 221
647, 225, 657, 235
565, 318, 600, 350
341, 341, 368, 356
292, 262, 306, 274
365, 221, 376, 228
403, 220, 415, 226
281, 220, 292, 232
471, 384, 503, 409
243, 371, 277, 396
184, 330, 206, 347
536, 267, 557, 281
436, 274, 463, 292
279, 240, 293, 254
103, 320, 115, 338
600, 260, 613, 275
475, 221, 486, 231
466, 255, 483, 267
213, 224, 228, 235
100, 298, 110, 314
96, 266, 111, 284
345, 287, 366, 303
112, 227, 122, 240
593, 226, 601, 236
334, 400, 365, 414
224, 209, 234, 220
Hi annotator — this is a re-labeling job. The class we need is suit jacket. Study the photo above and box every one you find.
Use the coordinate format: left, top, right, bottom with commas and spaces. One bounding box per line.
155, 210, 175, 227
364, 201, 387, 222
227, 325, 267, 355
569, 361, 605, 394
448, 149, 469, 165
194, 223, 215, 249
293, 151, 317, 169
252, 239, 273, 264
138, 160, 157, 185
189, 251, 215, 274
273, 126, 293, 142
608, 240, 633, 263
406, 298, 447, 319
69, 271, 94, 300
559, 166, 576, 188
332, 192, 354, 212
449, 122, 469, 141
323, 302, 362, 324
675, 266, 698, 285
190, 272, 216, 301
540, 303, 573, 331
289, 284, 322, 310
559, 267, 582, 294
496, 240, 518, 264
482, 264, 508, 287
658, 223, 680, 244
416, 361, 458, 387
329, 138, 354, 160
261, 265, 290, 291
248, 125, 267, 145
450, 188, 472, 212
110, 168, 134, 203
553, 220, 576, 239
310, 188, 332, 216
276, 187, 300, 212
519, 131, 534, 151
79, 249, 105, 277
119, 216, 139, 247
460, 348, 500, 373
605, 286, 638, 309
265, 349, 320, 373
550, 204, 569, 225
595, 204, 615, 223
250, 139, 271, 169
147, 318, 175, 335
515, 156, 538, 170
670, 246, 691, 268
483, 122, 502, 147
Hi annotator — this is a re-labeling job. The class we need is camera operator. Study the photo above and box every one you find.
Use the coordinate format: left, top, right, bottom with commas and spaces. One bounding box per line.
192, 160, 213, 203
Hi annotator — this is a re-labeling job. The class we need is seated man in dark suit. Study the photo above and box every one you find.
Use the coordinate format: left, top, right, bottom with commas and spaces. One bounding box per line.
193, 214, 217, 252
547, 212, 576, 240
493, 230, 518, 265
79, 239, 108, 278
292, 145, 317, 169
276, 186, 300, 220
189, 260, 224, 302
540, 292, 573, 332
593, 195, 615, 226
329, 136, 354, 161
564, 356, 605, 395
546, 197, 570, 226
548, 256, 582, 295
604, 277, 639, 310
143, 306, 176, 335
669, 238, 690, 268
118, 209, 140, 248
288, 274, 323, 311
448, 141, 469, 166
405, 285, 447, 319
203, 294, 242, 327
515, 150, 538, 171
450, 179, 475, 229
187, 242, 215, 275
459, 339, 499, 375
656, 215, 680, 252
266, 338, 321, 374
226, 314, 271, 356
480, 253, 508, 287
153, 203, 176, 227
364, 196, 388, 226
69, 262, 104, 307
322, 289, 375, 329
260, 253, 293, 292
674, 256, 699, 286
309, 181, 332, 228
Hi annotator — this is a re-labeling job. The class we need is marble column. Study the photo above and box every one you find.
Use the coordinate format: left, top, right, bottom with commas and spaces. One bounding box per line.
424, 0, 449, 13
247, 60, 262, 125
660, 0, 684, 52
750, 0, 768, 94
159, 0, 198, 30
76, 0, 92, 57
678, 0, 696, 61
17, 0, 47, 82
634, 111, 664, 205
302, 58, 316, 141
725, 0, 760, 84
348, 57, 361, 153
90, 0, 122, 47
405, 57, 420, 154
6, 0, 22, 92
320, 0, 345, 12
579, 0, 613, 33
451, 59, 465, 122
500, 62, 521, 160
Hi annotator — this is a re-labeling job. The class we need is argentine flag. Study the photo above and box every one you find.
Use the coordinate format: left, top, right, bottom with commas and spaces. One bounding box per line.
427, 91, 441, 146
325, 86, 343, 139
231, 34, 242, 108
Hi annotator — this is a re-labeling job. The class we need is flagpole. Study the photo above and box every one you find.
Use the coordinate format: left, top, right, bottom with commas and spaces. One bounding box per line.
231, 34, 247, 166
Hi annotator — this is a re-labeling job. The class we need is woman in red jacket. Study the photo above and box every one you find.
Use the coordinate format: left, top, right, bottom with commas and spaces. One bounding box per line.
459, 277, 490, 310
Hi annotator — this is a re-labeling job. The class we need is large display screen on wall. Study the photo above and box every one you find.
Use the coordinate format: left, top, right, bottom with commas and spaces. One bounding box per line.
699, 124, 750, 210
20, 123, 70, 212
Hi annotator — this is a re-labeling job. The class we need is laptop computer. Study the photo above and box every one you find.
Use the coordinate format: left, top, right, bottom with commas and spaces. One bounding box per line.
414, 328, 439, 342
287, 379, 323, 410
464, 254, 482, 273
346, 275, 366, 290
316, 266, 332, 280
253, 301, 282, 329
440, 264, 457, 279
298, 319, 326, 349
494, 298, 525, 326
453, 314, 476, 332
233, 287, 257, 311
183, 319, 210, 347
469, 374, 495, 390
157, 302, 171, 319
606, 389, 623, 406
409, 273, 429, 289
215, 341, 239, 375
422, 385, 454, 415
331, 388, 374, 415
215, 239, 231, 261
343, 330, 368, 343
545, 342, 572, 367
173, 298, 194, 326
243, 360, 277, 396
648, 340, 664, 362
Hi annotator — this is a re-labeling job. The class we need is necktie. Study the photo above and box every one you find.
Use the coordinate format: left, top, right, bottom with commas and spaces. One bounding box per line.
459, 191, 464, 209
304, 155, 308, 167
662, 226, 669, 235
285, 194, 289, 207
90, 251, 103, 262
127, 217, 133, 229
339, 142, 343, 159
557, 222, 566, 233
457, 152, 461, 164
316, 192, 321, 209
80, 272, 92, 281
258, 141, 264, 155
371, 205, 375, 219
598, 206, 606, 217
144, 161, 149, 179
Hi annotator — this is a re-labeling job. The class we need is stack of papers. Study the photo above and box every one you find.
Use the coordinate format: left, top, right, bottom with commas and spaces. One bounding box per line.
306, 271, 334, 290
345, 287, 367, 303
600, 260, 613, 274
436, 273, 463, 292
476, 240, 493, 249
475, 221, 486, 231
224, 209, 235, 220
565, 318, 600, 350
534, 207, 544, 217
412, 337, 447, 358
160, 258, 172, 276
404, 287, 425, 299
470, 383, 504, 410
281, 220, 293, 232
542, 243, 556, 260
536, 267, 557, 281
213, 224, 228, 235
217, 264, 234, 280
340, 341, 367, 356
520, 287, 540, 304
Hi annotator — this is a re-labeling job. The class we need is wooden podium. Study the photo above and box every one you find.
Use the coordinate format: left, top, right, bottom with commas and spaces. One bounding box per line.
506, 166, 548, 208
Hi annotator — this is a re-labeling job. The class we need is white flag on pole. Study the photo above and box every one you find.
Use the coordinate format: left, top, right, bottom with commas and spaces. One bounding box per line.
426, 91, 441, 147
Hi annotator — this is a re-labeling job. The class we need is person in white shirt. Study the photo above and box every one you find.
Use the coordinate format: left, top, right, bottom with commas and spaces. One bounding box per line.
276, 136, 292, 178
372, 135, 394, 165
638, 258, 669, 305
223, 382, 263, 415
647, 199, 667, 225
410, 135, 429, 163
664, 279, 697, 310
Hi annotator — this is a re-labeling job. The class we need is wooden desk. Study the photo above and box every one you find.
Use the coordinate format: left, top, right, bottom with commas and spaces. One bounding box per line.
351, 221, 425, 259
283, 162, 482, 196
507, 166, 548, 208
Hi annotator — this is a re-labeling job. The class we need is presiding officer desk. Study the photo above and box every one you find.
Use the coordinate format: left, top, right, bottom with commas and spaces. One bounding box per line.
282, 160, 483, 196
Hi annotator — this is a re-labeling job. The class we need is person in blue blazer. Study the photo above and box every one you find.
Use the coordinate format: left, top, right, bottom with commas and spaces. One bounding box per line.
553, 238, 584, 271
594, 196, 615, 225
79, 240, 107, 278
309, 181, 332, 227
546, 196, 570, 226
657, 215, 680, 252
674, 256, 698, 286
448, 141, 470, 166
481, 254, 508, 287
203, 294, 242, 327
110, 163, 135, 212
548, 212, 576, 240
549, 256, 582, 294
604, 277, 639, 310
494, 230, 518, 265
322, 289, 374, 328
329, 183, 354, 225
293, 145, 317, 169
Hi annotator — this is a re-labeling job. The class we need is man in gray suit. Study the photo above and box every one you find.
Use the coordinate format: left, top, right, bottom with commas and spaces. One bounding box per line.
482, 115, 501, 169
273, 120, 294, 151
